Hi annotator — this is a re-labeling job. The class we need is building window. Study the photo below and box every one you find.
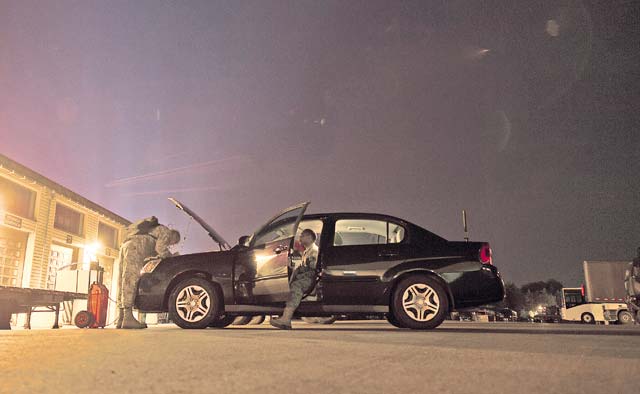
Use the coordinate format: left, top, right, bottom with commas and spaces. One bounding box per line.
98, 222, 118, 249
54, 203, 84, 236
0, 176, 36, 219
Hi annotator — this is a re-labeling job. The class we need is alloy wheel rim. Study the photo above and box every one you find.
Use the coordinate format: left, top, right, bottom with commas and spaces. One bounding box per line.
176, 285, 210, 322
402, 283, 440, 322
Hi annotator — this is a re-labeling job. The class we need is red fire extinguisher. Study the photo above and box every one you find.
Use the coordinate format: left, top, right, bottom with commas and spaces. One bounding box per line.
75, 264, 110, 329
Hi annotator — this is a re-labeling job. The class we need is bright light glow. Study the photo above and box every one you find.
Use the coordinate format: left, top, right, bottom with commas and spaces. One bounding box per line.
255, 254, 275, 271
82, 241, 102, 269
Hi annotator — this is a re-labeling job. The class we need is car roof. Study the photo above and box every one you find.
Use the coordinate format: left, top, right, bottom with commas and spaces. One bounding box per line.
302, 212, 406, 222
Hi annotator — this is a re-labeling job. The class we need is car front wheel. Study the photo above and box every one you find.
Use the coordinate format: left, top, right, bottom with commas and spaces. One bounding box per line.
169, 277, 221, 329
391, 275, 448, 330
209, 315, 235, 328
385, 313, 405, 328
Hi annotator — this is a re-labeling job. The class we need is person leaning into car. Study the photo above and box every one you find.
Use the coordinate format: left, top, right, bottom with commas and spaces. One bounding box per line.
270, 228, 319, 330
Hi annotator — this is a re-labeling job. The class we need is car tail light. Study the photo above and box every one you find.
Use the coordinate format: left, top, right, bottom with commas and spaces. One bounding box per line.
479, 243, 492, 265
581, 284, 585, 297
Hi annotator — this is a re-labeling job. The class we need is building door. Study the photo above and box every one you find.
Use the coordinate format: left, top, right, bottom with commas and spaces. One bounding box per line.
0, 225, 28, 287
48, 244, 75, 289
97, 255, 115, 293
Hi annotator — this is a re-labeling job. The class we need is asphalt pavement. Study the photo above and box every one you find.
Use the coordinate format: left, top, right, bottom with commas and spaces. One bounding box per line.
1, 320, 639, 394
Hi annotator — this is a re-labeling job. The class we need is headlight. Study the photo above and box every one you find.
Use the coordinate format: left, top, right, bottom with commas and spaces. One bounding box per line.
141, 259, 162, 274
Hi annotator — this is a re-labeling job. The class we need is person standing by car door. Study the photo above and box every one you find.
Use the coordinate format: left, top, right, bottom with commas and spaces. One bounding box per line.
116, 218, 180, 329
270, 229, 318, 330
625, 247, 640, 323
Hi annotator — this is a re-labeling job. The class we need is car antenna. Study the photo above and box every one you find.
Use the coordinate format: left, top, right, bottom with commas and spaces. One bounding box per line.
462, 209, 469, 242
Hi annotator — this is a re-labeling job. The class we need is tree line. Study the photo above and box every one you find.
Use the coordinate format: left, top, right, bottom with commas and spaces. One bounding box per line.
499, 280, 564, 316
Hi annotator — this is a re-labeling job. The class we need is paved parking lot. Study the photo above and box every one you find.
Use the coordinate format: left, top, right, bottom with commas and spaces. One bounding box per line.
1, 320, 639, 394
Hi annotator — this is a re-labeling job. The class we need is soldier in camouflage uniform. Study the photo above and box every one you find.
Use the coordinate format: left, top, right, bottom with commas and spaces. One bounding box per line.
115, 217, 180, 329
270, 229, 319, 330
625, 247, 640, 323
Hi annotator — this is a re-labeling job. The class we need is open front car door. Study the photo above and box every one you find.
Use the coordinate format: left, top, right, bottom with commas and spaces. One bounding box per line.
240, 202, 310, 303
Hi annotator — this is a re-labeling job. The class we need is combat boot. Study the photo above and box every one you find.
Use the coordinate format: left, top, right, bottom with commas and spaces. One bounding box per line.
270, 306, 295, 330
115, 308, 124, 329
121, 308, 147, 329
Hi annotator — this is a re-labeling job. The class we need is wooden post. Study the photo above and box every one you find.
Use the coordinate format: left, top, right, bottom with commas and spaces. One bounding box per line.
52, 303, 61, 329
0, 300, 14, 330
24, 307, 32, 329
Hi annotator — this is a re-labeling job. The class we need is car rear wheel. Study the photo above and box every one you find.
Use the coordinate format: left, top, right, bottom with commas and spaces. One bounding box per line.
581, 312, 595, 324
391, 275, 448, 330
618, 310, 634, 325
208, 315, 235, 328
168, 277, 221, 329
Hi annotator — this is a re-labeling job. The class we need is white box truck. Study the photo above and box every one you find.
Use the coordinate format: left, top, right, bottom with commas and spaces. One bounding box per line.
560, 261, 634, 324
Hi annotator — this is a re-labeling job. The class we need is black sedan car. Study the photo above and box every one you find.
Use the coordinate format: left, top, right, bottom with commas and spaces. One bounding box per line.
135, 199, 504, 330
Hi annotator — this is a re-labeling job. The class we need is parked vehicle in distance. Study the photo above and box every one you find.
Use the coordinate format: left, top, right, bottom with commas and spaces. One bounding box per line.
496, 308, 518, 322
532, 305, 560, 323
561, 261, 634, 324
135, 199, 505, 330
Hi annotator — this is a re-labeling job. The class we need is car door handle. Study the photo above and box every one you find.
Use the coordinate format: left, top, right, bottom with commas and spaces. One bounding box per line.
274, 245, 289, 254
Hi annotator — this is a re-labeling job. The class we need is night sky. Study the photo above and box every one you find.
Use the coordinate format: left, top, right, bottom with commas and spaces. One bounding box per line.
1, 1, 638, 286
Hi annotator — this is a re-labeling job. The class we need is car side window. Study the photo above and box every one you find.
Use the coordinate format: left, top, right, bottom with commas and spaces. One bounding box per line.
333, 219, 405, 246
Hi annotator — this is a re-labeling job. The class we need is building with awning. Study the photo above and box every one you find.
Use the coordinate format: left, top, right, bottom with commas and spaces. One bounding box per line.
0, 153, 131, 327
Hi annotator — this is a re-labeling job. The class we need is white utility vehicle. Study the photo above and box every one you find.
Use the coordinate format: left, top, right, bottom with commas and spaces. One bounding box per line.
560, 261, 634, 324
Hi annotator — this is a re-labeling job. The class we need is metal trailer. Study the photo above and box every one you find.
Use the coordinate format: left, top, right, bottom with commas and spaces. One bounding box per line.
0, 285, 87, 330
560, 261, 633, 324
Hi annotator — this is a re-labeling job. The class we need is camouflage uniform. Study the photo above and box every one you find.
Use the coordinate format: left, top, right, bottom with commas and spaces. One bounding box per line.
625, 251, 640, 322
285, 243, 319, 310
116, 224, 179, 309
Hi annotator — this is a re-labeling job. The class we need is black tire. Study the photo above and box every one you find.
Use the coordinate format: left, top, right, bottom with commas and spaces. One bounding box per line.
581, 312, 595, 324
209, 315, 236, 328
391, 275, 449, 330
74, 311, 94, 328
249, 315, 266, 325
168, 277, 221, 329
385, 313, 406, 328
617, 310, 634, 325
232, 316, 253, 326
301, 316, 338, 325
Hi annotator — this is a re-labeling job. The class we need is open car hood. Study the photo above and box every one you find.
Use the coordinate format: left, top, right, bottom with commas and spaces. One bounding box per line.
168, 197, 231, 251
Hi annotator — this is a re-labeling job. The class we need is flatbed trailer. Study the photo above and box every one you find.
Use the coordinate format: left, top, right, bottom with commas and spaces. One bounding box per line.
0, 285, 87, 330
